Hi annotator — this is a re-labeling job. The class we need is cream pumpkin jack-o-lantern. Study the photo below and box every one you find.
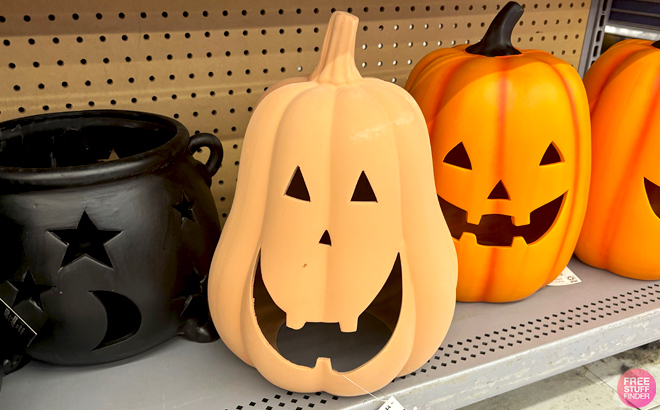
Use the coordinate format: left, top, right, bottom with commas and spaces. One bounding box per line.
208, 11, 458, 396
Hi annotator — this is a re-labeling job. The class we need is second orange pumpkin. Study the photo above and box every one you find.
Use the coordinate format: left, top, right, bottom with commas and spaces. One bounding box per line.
405, 2, 591, 302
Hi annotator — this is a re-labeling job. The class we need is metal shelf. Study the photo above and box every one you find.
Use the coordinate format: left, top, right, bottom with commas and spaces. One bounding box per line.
3, 258, 660, 410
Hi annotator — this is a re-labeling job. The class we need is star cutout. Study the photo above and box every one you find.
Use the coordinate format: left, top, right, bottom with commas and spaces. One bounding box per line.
173, 193, 196, 225
50, 211, 122, 270
6, 270, 54, 311
176, 267, 207, 316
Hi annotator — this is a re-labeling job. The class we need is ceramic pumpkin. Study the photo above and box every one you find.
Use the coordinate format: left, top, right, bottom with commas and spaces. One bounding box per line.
404, 2, 590, 302
208, 12, 457, 396
576, 39, 660, 279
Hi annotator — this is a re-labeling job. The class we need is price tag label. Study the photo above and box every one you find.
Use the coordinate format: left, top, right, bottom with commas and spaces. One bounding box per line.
547, 267, 581, 286
1, 298, 38, 348
378, 397, 406, 410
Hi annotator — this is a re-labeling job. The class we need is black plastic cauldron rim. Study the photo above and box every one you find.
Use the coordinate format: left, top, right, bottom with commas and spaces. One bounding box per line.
0, 110, 190, 188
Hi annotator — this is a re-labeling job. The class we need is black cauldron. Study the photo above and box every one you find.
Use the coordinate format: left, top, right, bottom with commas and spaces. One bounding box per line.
0, 110, 222, 365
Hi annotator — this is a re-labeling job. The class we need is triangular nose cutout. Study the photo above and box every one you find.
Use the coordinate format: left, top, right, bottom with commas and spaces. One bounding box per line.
488, 180, 510, 200
319, 230, 332, 246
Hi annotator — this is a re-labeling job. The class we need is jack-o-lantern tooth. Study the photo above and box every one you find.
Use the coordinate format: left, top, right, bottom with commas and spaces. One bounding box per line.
339, 318, 358, 333
511, 236, 528, 248
285, 315, 306, 331
512, 213, 530, 227
460, 231, 479, 245
466, 211, 483, 226
315, 357, 333, 373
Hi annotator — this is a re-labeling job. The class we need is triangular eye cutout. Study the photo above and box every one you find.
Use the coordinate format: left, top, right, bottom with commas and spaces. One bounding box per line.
351, 171, 377, 202
443, 142, 472, 170
285, 166, 310, 201
540, 142, 563, 165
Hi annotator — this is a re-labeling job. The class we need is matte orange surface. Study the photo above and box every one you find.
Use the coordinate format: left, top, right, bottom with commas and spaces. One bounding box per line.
576, 39, 660, 280
405, 45, 590, 302
208, 12, 458, 396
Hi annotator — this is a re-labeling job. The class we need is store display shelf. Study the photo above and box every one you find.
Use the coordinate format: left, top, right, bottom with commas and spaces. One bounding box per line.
605, 22, 660, 40
3, 258, 660, 410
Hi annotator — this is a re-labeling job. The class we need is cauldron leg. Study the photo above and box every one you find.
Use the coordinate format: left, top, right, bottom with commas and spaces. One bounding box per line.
181, 316, 219, 343
3, 353, 31, 375
179, 293, 219, 343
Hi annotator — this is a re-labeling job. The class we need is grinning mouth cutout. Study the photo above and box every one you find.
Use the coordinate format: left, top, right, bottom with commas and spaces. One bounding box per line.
645, 178, 660, 219
253, 252, 402, 372
438, 193, 567, 247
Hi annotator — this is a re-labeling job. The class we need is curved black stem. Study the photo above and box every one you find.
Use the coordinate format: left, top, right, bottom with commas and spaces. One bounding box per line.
653, 40, 660, 49
466, 2, 524, 57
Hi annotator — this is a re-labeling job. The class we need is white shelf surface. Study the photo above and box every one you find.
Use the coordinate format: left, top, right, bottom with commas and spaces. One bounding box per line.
3, 258, 660, 410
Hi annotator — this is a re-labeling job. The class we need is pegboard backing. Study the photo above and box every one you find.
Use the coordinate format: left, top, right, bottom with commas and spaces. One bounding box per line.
0, 0, 592, 223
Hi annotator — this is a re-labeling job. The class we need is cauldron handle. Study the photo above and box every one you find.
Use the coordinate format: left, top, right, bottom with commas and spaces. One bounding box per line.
188, 133, 224, 177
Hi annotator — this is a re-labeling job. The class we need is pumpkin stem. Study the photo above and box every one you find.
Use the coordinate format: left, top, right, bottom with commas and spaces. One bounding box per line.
466, 2, 524, 57
653, 40, 660, 49
309, 11, 363, 85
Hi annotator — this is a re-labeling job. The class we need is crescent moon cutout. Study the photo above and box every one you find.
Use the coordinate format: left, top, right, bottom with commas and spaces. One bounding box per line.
91, 291, 142, 350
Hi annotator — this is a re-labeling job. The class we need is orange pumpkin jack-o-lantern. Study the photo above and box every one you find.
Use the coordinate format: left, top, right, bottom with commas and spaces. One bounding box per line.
405, 2, 591, 302
208, 12, 457, 396
576, 39, 660, 279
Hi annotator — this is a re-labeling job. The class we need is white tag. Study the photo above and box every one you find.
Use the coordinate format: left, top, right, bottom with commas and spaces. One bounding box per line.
377, 397, 406, 410
547, 267, 581, 286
